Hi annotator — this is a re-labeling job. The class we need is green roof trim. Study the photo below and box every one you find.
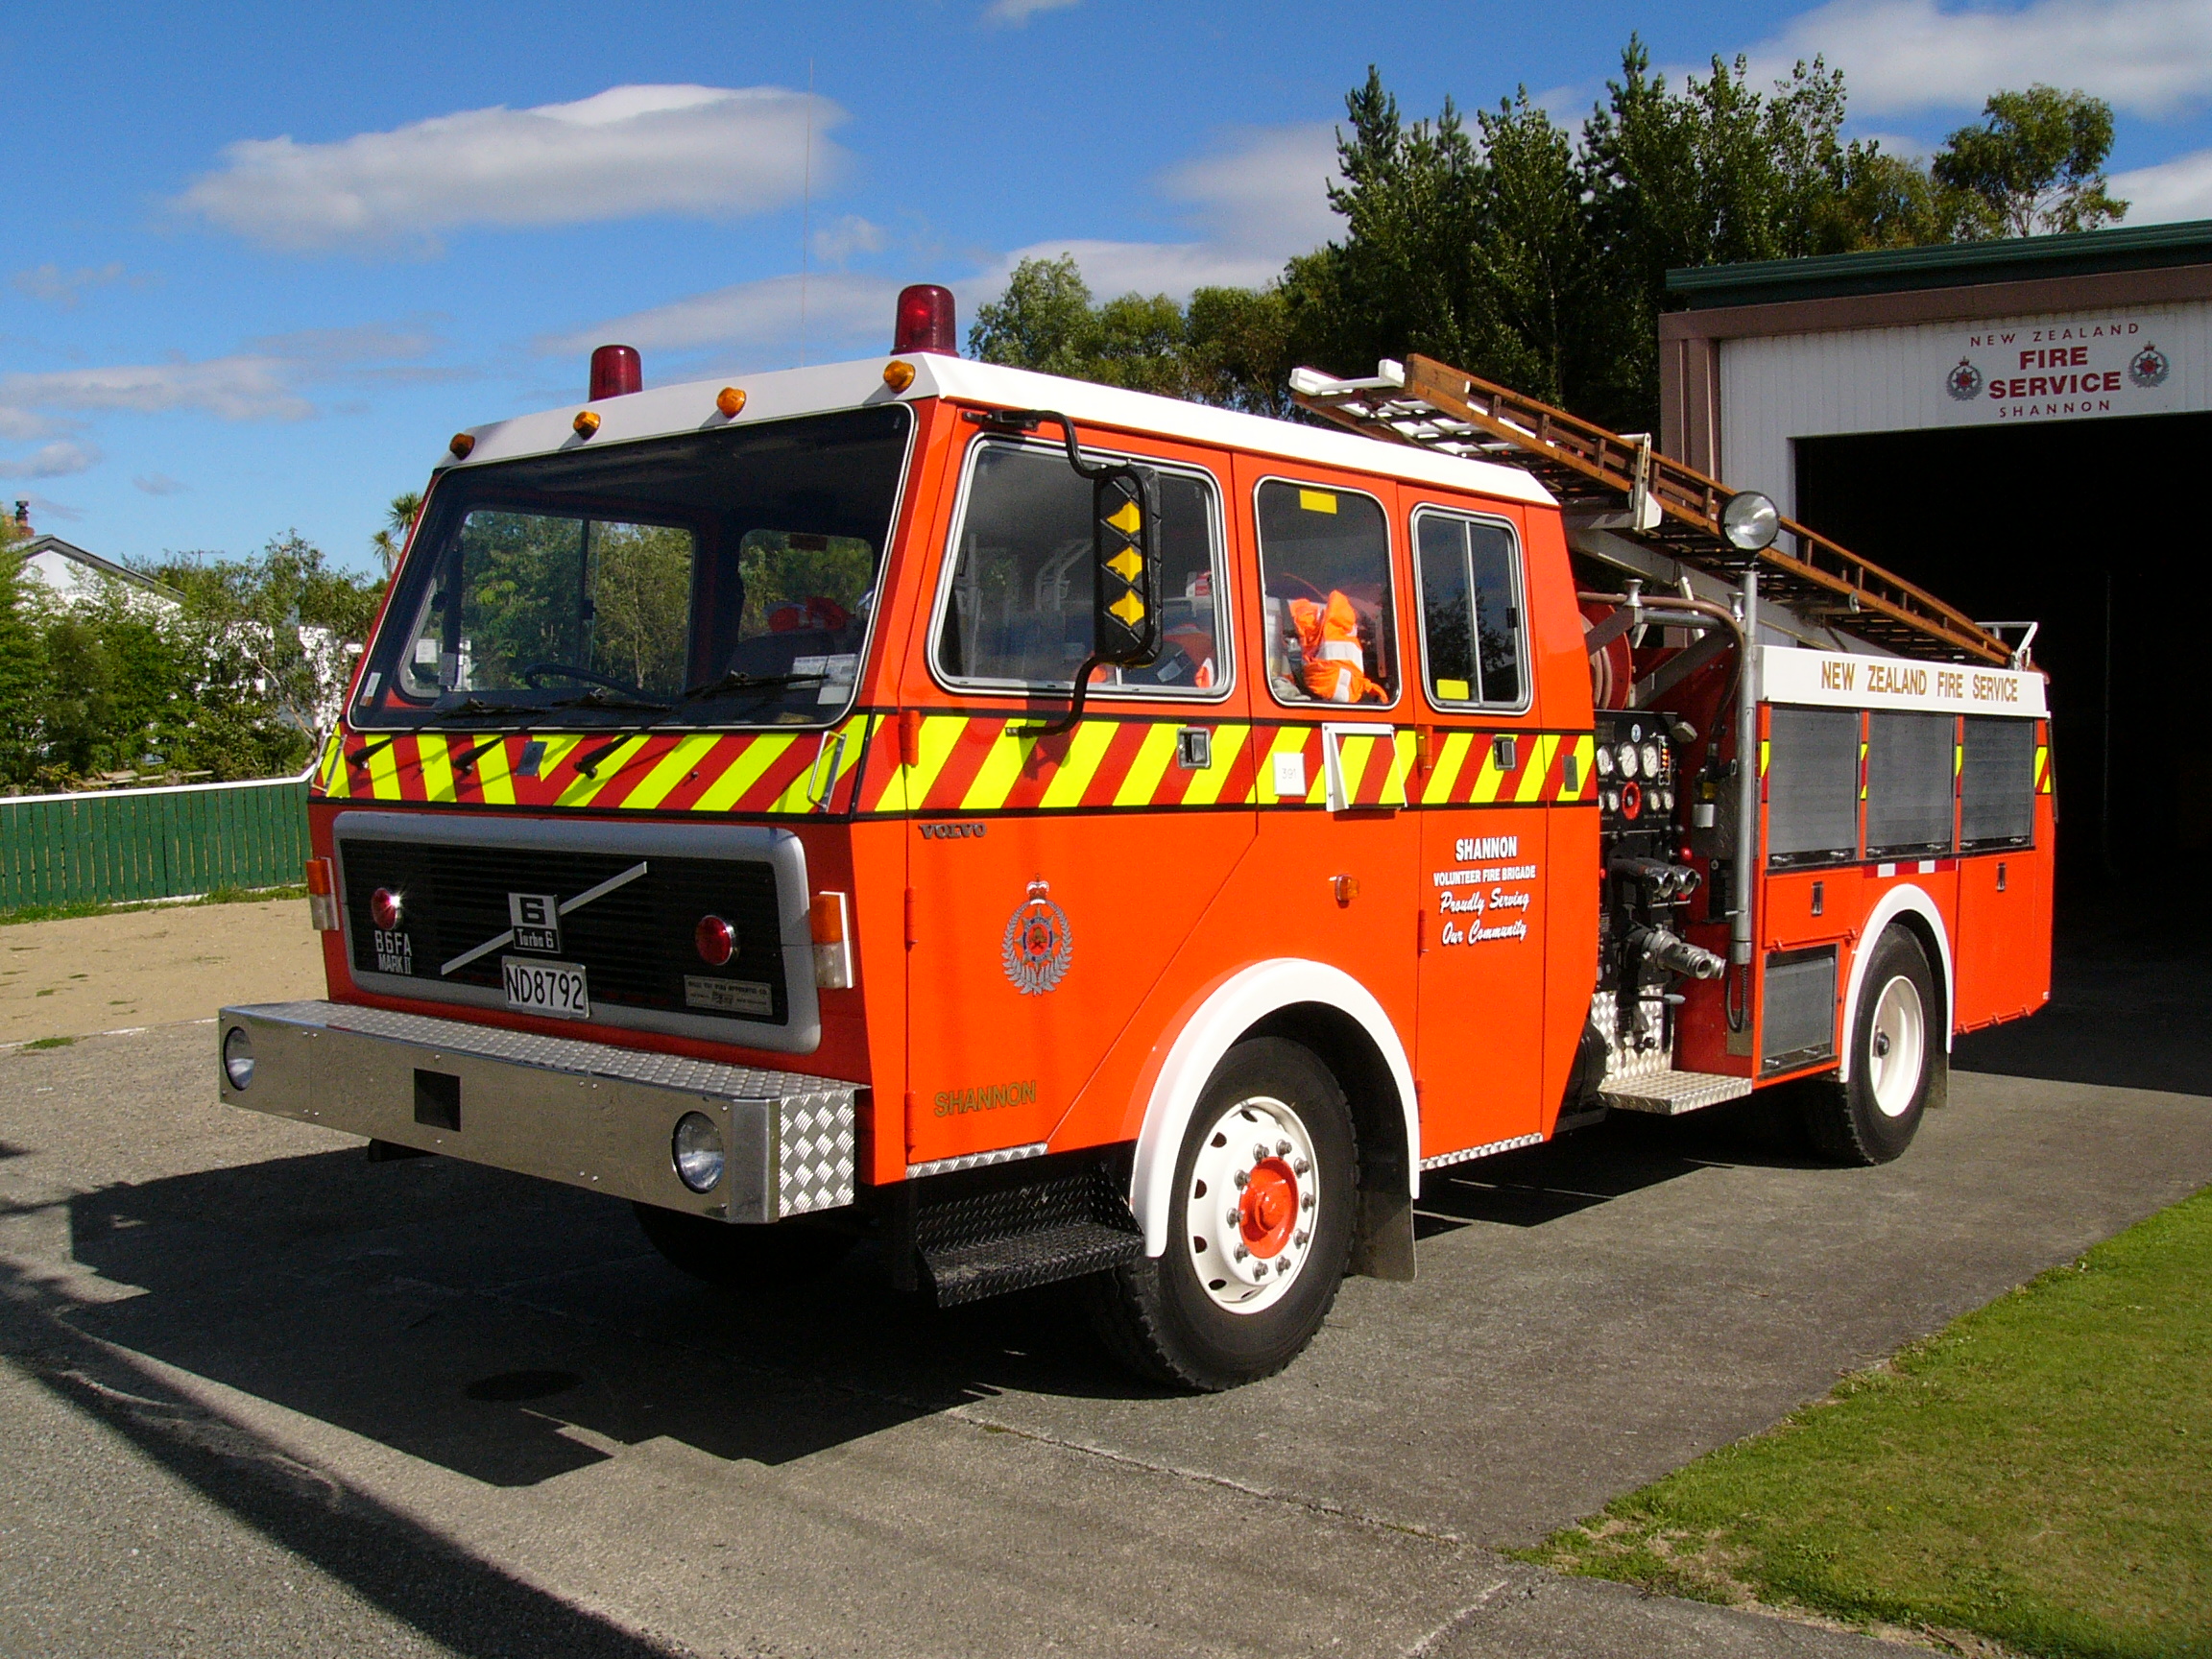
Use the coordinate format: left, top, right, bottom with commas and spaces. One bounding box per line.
1667, 218, 2212, 308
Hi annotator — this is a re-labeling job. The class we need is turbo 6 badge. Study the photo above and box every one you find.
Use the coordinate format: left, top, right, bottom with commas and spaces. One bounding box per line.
1002, 879, 1073, 996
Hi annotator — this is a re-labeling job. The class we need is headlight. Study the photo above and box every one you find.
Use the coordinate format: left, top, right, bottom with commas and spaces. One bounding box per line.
222, 1025, 254, 1090
1720, 490, 1780, 552
1617, 742, 1639, 779
672, 1111, 726, 1192
1593, 744, 1615, 778
1641, 741, 1663, 780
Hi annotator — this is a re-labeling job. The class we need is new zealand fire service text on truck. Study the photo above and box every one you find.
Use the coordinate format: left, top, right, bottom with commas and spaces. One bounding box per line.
218, 287, 2054, 1389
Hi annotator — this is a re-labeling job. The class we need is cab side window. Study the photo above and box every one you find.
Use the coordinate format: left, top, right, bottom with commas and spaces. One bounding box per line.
1255, 481, 1396, 706
934, 442, 1225, 695
1416, 510, 1526, 709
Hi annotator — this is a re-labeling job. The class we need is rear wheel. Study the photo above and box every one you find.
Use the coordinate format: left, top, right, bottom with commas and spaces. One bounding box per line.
1088, 1038, 1358, 1390
1805, 926, 1942, 1165
632, 1202, 855, 1288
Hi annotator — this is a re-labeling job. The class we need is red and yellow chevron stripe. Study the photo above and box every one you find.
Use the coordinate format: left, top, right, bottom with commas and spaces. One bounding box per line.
314, 712, 1594, 818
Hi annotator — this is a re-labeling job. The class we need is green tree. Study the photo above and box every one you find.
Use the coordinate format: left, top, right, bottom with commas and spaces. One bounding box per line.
371, 490, 423, 578
0, 548, 46, 785
1933, 85, 2128, 237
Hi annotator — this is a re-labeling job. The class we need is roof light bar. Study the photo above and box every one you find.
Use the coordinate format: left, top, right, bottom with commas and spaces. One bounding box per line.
892, 284, 956, 355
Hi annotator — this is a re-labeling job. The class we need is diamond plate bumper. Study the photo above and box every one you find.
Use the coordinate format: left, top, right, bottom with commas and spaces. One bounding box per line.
217, 1000, 858, 1223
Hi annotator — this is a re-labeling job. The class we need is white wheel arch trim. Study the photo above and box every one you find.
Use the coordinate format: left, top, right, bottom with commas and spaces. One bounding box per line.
1838, 883, 1954, 1084
1130, 958, 1419, 1259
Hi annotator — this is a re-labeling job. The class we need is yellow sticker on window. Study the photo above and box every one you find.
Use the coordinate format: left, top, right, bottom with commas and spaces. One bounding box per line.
1434, 677, 1470, 701
1297, 489, 1337, 515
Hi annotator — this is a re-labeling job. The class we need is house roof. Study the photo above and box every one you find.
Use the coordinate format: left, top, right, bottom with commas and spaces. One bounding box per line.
14, 535, 185, 602
1666, 217, 2212, 309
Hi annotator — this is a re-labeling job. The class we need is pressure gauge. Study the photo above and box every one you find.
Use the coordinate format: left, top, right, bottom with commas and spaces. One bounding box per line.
1617, 742, 1639, 779
1593, 744, 1615, 778
1641, 741, 1662, 780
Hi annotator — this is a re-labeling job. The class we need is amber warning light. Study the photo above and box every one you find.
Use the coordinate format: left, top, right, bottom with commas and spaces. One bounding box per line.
893, 284, 955, 355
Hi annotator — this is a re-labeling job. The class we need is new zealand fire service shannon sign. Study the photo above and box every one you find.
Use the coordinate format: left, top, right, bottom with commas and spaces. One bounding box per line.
1936, 309, 2187, 426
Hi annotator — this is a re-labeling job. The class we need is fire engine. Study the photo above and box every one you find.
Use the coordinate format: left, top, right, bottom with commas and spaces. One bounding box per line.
218, 286, 2053, 1390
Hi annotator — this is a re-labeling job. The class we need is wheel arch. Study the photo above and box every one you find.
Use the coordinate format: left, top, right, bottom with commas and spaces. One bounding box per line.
1839, 884, 1953, 1084
1128, 959, 1418, 1260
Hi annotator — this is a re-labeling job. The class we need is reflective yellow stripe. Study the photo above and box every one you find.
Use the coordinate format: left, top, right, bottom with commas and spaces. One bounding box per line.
1039, 718, 1118, 808
555, 737, 637, 808
1256, 727, 1309, 805
475, 740, 515, 806
419, 740, 454, 805
693, 733, 792, 811
891, 715, 965, 810
1180, 723, 1248, 806
625, 733, 723, 810
1759, 739, 1770, 778
1423, 730, 1472, 805
366, 741, 401, 801
1114, 721, 1181, 808
2035, 745, 2051, 791
1860, 739, 1869, 801
1469, 740, 1507, 804
1382, 729, 1413, 807
1514, 733, 1559, 804
1568, 733, 1595, 801
1334, 732, 1377, 804
961, 721, 1036, 811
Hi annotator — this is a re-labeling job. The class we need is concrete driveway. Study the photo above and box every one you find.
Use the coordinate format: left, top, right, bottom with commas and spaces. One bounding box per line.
1, 921, 2206, 1658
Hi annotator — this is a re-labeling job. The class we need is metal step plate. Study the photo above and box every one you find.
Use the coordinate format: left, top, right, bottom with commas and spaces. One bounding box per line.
1599, 1069, 1756, 1116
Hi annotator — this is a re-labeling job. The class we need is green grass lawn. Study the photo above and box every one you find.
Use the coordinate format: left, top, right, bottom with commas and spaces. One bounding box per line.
1524, 1187, 2212, 1658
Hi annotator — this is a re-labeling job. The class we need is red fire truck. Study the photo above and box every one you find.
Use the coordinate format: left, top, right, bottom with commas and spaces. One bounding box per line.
218, 287, 2053, 1389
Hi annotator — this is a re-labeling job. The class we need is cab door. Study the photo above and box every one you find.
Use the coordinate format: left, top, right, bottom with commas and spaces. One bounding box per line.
1237, 463, 1420, 1047
900, 432, 1253, 1170
1407, 504, 1551, 1157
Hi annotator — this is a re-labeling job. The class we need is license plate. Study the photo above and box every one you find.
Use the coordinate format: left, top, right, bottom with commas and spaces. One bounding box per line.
502, 957, 589, 1020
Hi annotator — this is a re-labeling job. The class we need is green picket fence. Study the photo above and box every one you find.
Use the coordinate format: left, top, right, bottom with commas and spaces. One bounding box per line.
0, 771, 311, 911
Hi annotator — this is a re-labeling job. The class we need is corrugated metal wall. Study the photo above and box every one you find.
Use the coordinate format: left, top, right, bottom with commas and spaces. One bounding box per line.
1718, 297, 2211, 516
0, 773, 309, 910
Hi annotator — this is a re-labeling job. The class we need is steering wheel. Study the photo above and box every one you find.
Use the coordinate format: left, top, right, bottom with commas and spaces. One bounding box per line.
519, 661, 642, 695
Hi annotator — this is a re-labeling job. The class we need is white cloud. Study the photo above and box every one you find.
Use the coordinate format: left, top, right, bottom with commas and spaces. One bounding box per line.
12, 262, 125, 307
0, 357, 312, 422
811, 215, 889, 266
0, 441, 99, 479
1751, 0, 2212, 117
979, 238, 1291, 302
981, 0, 1080, 27
133, 473, 190, 496
541, 272, 905, 359
1158, 124, 1342, 261
2110, 146, 2212, 220
176, 84, 846, 251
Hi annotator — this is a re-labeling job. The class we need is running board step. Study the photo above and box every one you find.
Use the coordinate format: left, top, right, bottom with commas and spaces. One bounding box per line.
921, 1221, 1144, 1307
1599, 1070, 1755, 1116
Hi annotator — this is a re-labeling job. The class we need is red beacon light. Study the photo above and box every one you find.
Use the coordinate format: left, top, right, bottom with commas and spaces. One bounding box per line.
892, 284, 956, 356
589, 344, 641, 400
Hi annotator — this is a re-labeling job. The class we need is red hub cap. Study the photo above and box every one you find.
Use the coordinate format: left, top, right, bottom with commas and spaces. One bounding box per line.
1238, 1157, 1299, 1259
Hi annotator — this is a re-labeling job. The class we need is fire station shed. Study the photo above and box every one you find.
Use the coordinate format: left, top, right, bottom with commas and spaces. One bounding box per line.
1659, 220, 2212, 906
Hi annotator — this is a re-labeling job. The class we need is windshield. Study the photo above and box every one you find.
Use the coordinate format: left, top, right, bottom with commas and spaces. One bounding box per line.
352, 404, 911, 728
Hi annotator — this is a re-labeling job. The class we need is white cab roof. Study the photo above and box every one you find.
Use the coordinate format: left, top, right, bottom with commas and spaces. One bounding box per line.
437, 354, 1556, 508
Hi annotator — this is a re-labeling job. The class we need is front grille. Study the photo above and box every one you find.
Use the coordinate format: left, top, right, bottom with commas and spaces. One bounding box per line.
338, 838, 789, 1027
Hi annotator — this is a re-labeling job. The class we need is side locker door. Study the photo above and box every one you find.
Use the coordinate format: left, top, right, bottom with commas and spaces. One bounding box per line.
1409, 505, 1552, 1158
900, 432, 1251, 1172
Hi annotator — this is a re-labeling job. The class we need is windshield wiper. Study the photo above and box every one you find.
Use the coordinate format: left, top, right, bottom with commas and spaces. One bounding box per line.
570, 672, 826, 777
347, 698, 531, 766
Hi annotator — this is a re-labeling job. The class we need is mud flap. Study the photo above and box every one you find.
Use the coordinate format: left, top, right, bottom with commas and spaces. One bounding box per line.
1349, 1187, 1416, 1281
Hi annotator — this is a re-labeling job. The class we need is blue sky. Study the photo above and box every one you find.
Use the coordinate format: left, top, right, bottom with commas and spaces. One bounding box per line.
8, 0, 2211, 574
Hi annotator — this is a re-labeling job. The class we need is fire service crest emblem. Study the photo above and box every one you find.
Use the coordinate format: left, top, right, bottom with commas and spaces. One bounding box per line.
2129, 344, 2170, 388
1002, 879, 1073, 996
1944, 357, 1984, 401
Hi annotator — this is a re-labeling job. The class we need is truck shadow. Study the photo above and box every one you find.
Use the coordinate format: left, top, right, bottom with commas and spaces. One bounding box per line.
48, 1145, 1148, 1491
43, 1092, 1819, 1493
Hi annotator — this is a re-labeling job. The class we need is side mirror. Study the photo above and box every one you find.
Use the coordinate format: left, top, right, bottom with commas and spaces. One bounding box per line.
1092, 468, 1158, 667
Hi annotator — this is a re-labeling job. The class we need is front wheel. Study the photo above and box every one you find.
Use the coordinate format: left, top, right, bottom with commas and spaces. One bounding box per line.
1087, 1038, 1358, 1390
1804, 926, 1942, 1165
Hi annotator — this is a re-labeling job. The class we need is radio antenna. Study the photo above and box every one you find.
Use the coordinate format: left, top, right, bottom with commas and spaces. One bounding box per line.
799, 59, 814, 368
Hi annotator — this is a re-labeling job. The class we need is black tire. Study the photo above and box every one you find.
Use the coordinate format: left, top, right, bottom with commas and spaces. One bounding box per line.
1804, 926, 1942, 1166
1086, 1038, 1358, 1391
632, 1202, 855, 1288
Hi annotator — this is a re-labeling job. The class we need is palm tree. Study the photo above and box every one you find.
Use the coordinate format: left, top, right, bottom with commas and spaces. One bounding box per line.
372, 491, 424, 579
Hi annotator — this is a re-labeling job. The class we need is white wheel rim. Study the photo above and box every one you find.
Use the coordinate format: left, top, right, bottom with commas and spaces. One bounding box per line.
1185, 1094, 1318, 1315
1866, 973, 1926, 1119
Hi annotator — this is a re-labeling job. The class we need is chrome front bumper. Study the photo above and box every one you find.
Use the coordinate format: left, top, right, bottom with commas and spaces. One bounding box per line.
216, 1001, 859, 1223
